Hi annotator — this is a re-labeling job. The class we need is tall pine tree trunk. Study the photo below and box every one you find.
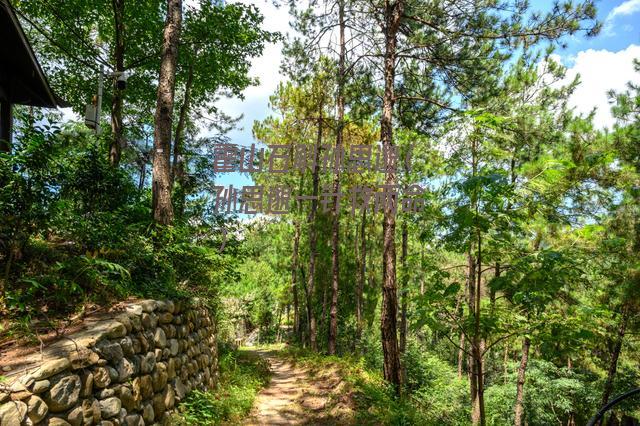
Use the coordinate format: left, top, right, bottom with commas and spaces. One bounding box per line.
170, 63, 193, 218
321, 280, 328, 332
171, 61, 194, 215
356, 206, 367, 350
420, 244, 425, 295
353, 220, 359, 352
152, 0, 181, 225
380, 0, 404, 395
503, 343, 509, 384
328, 0, 346, 355
306, 102, 323, 352
275, 307, 283, 342
467, 247, 479, 424
471, 240, 486, 425
458, 333, 465, 379
467, 251, 477, 404
601, 305, 629, 408
293, 174, 304, 343
473, 339, 486, 426
469, 135, 485, 426
110, 0, 125, 167
514, 337, 531, 426
399, 221, 408, 353
457, 288, 466, 379
138, 135, 149, 190
291, 220, 301, 341
172, 63, 193, 181
491, 263, 499, 310
568, 358, 576, 426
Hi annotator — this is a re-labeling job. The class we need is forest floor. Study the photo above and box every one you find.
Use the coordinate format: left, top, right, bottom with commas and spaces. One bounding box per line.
242, 347, 356, 425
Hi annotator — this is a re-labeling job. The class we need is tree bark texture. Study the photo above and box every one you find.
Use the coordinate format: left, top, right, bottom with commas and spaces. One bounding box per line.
400, 221, 408, 353
601, 305, 629, 408
306, 100, 323, 352
328, 0, 346, 355
291, 220, 301, 341
379, 0, 404, 394
151, 0, 182, 225
356, 206, 367, 349
514, 337, 531, 426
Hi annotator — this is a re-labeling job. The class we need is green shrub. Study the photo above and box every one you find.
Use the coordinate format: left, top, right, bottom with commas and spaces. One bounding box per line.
484, 359, 599, 426
175, 345, 270, 425
402, 339, 469, 425
1, 122, 236, 324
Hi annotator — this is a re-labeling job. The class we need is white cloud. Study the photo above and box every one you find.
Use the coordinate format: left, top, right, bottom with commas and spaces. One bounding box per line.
607, 0, 640, 20
603, 0, 640, 35
559, 44, 640, 129
204, 0, 292, 142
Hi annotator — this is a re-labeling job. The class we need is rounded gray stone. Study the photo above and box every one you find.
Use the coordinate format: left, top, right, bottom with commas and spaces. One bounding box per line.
125, 304, 143, 316
93, 366, 111, 388
142, 403, 154, 424
95, 340, 124, 363
140, 300, 157, 313
32, 379, 50, 394
106, 321, 128, 339
129, 315, 142, 332
99, 397, 122, 419
152, 392, 166, 418
115, 314, 132, 333
118, 386, 136, 411
140, 352, 156, 374
49, 417, 72, 426
67, 405, 83, 426
26, 395, 48, 423
97, 388, 115, 399
0, 400, 27, 426
32, 358, 71, 381
119, 336, 134, 357
80, 371, 94, 397
168, 339, 179, 356
164, 385, 175, 411
45, 374, 81, 412
124, 413, 144, 426
82, 398, 102, 424
158, 312, 173, 324
116, 358, 136, 382
107, 367, 119, 382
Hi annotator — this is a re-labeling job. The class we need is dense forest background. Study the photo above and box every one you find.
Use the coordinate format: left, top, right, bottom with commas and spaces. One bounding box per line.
1, 0, 639, 425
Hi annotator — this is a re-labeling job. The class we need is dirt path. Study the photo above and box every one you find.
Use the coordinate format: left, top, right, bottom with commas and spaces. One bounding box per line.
243, 349, 354, 426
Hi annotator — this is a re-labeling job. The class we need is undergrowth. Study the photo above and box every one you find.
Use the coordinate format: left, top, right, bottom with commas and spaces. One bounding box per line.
173, 343, 271, 425
0, 124, 239, 346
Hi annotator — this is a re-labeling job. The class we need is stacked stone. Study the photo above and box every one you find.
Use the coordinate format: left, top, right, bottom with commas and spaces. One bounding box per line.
0, 299, 218, 426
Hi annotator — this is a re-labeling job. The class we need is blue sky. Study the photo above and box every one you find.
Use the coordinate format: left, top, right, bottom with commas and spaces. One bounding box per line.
212, 0, 640, 190
211, 0, 288, 189
580, 0, 640, 51
554, 0, 640, 126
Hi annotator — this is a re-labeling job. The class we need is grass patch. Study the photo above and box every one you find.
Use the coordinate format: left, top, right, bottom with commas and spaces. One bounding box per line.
173, 344, 271, 425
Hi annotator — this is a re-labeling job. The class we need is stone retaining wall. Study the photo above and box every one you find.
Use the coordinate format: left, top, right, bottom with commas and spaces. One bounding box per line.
0, 299, 218, 425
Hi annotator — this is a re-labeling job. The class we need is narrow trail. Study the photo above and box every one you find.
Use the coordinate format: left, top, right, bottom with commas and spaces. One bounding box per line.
243, 349, 354, 426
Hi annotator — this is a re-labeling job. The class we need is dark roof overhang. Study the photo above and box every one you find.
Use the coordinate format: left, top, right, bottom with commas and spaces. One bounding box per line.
0, 0, 69, 108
